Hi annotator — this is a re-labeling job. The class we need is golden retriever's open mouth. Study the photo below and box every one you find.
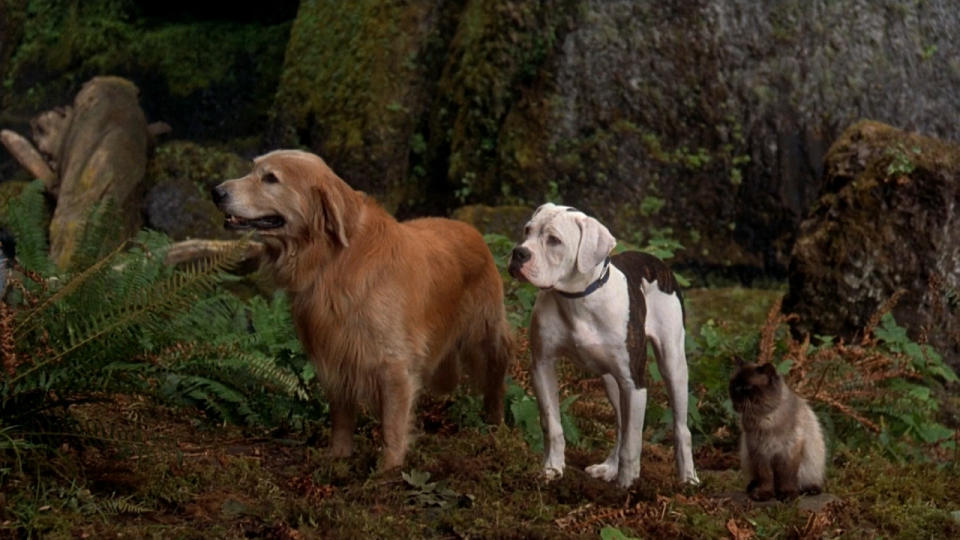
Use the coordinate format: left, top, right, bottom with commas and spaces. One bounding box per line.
224, 214, 286, 230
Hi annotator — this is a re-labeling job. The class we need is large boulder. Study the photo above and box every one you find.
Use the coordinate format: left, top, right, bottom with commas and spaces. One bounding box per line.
268, 0, 460, 213
783, 120, 960, 367
143, 141, 251, 241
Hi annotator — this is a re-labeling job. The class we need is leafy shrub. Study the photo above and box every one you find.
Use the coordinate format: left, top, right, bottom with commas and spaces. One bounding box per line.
684, 294, 957, 461
484, 233, 537, 328
505, 377, 580, 452
765, 303, 958, 461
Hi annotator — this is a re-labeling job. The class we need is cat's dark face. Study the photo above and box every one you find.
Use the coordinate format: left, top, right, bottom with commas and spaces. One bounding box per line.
729, 362, 782, 413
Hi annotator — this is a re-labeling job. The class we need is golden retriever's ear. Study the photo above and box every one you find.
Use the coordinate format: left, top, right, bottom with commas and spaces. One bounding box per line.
314, 185, 351, 247
575, 215, 616, 273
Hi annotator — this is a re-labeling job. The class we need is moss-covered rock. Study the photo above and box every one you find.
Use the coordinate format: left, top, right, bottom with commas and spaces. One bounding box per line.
270, 0, 960, 275
269, 0, 461, 213
451, 204, 533, 238
428, 1, 580, 207
143, 141, 251, 241
491, 0, 960, 274
784, 120, 960, 367
38, 76, 148, 270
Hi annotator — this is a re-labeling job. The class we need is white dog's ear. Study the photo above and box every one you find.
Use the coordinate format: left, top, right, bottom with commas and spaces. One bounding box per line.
533, 202, 555, 217
575, 216, 616, 273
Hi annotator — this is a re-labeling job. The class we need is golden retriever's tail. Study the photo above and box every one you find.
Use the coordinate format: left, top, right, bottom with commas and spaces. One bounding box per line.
479, 317, 513, 425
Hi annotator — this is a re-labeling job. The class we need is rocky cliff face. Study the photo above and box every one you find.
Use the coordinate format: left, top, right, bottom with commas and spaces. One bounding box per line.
3, 0, 960, 275
267, 0, 960, 273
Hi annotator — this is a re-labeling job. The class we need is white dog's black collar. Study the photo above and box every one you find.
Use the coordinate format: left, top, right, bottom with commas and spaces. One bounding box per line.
555, 258, 611, 299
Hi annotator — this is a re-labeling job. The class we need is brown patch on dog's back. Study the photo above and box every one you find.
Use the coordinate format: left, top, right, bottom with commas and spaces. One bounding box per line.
611, 251, 684, 389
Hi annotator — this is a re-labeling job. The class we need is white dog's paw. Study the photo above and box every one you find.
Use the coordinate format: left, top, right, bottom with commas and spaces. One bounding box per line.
615, 464, 640, 488
542, 466, 565, 482
681, 472, 701, 486
585, 462, 618, 482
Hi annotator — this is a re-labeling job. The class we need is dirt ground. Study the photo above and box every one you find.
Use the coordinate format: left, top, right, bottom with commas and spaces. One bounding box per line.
3, 288, 958, 539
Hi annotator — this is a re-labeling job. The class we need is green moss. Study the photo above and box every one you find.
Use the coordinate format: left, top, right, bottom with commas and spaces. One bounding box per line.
273, 1, 434, 142
434, 0, 582, 203
134, 22, 289, 100
270, 0, 443, 211
146, 140, 251, 191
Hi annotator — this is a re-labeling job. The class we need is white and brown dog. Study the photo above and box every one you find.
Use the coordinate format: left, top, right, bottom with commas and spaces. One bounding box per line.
509, 203, 698, 488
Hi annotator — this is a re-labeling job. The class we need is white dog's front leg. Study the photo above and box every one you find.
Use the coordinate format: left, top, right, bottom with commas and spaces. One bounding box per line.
586, 373, 622, 482
615, 383, 647, 488
531, 355, 565, 480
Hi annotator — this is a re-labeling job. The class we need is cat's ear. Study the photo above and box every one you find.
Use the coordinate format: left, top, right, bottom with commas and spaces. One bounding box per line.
759, 362, 778, 377
733, 355, 745, 369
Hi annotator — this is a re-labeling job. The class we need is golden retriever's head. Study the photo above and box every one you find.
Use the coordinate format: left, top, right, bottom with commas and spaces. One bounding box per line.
212, 150, 357, 247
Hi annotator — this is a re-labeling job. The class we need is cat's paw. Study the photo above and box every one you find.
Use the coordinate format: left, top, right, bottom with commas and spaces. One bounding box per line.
748, 486, 775, 502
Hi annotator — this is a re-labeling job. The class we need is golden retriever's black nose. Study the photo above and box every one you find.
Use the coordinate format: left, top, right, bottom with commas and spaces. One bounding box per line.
211, 185, 227, 206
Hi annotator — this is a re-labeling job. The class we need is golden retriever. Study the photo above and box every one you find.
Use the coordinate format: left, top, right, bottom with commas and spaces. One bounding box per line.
212, 149, 512, 470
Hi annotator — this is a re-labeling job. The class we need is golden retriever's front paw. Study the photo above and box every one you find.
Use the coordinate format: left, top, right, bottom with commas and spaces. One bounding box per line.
327, 445, 352, 459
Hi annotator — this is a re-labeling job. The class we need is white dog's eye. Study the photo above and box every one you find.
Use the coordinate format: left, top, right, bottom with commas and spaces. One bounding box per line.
262, 172, 279, 184
524, 226, 531, 236
547, 235, 562, 246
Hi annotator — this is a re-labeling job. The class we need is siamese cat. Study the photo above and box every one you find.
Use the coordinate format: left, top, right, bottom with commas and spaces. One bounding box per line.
729, 361, 825, 501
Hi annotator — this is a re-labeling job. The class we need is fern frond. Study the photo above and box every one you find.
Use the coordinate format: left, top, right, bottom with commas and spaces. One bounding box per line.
4, 180, 53, 275
99, 495, 153, 515
10, 235, 251, 386
171, 350, 310, 401
13, 240, 128, 337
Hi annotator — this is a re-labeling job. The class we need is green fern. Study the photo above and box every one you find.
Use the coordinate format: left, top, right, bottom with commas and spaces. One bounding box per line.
4, 180, 54, 275
98, 495, 154, 515
2, 221, 318, 438
8, 231, 248, 391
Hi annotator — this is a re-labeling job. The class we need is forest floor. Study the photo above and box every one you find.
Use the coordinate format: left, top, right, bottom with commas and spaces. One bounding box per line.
2, 288, 958, 539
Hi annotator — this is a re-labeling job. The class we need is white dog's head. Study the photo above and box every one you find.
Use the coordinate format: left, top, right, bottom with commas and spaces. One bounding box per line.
508, 203, 616, 291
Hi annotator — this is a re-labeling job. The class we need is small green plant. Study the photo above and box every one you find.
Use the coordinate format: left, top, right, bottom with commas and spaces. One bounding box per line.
544, 180, 562, 204
600, 526, 642, 540
484, 233, 538, 327
884, 143, 918, 179
402, 469, 471, 508
505, 377, 580, 452
454, 171, 477, 204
